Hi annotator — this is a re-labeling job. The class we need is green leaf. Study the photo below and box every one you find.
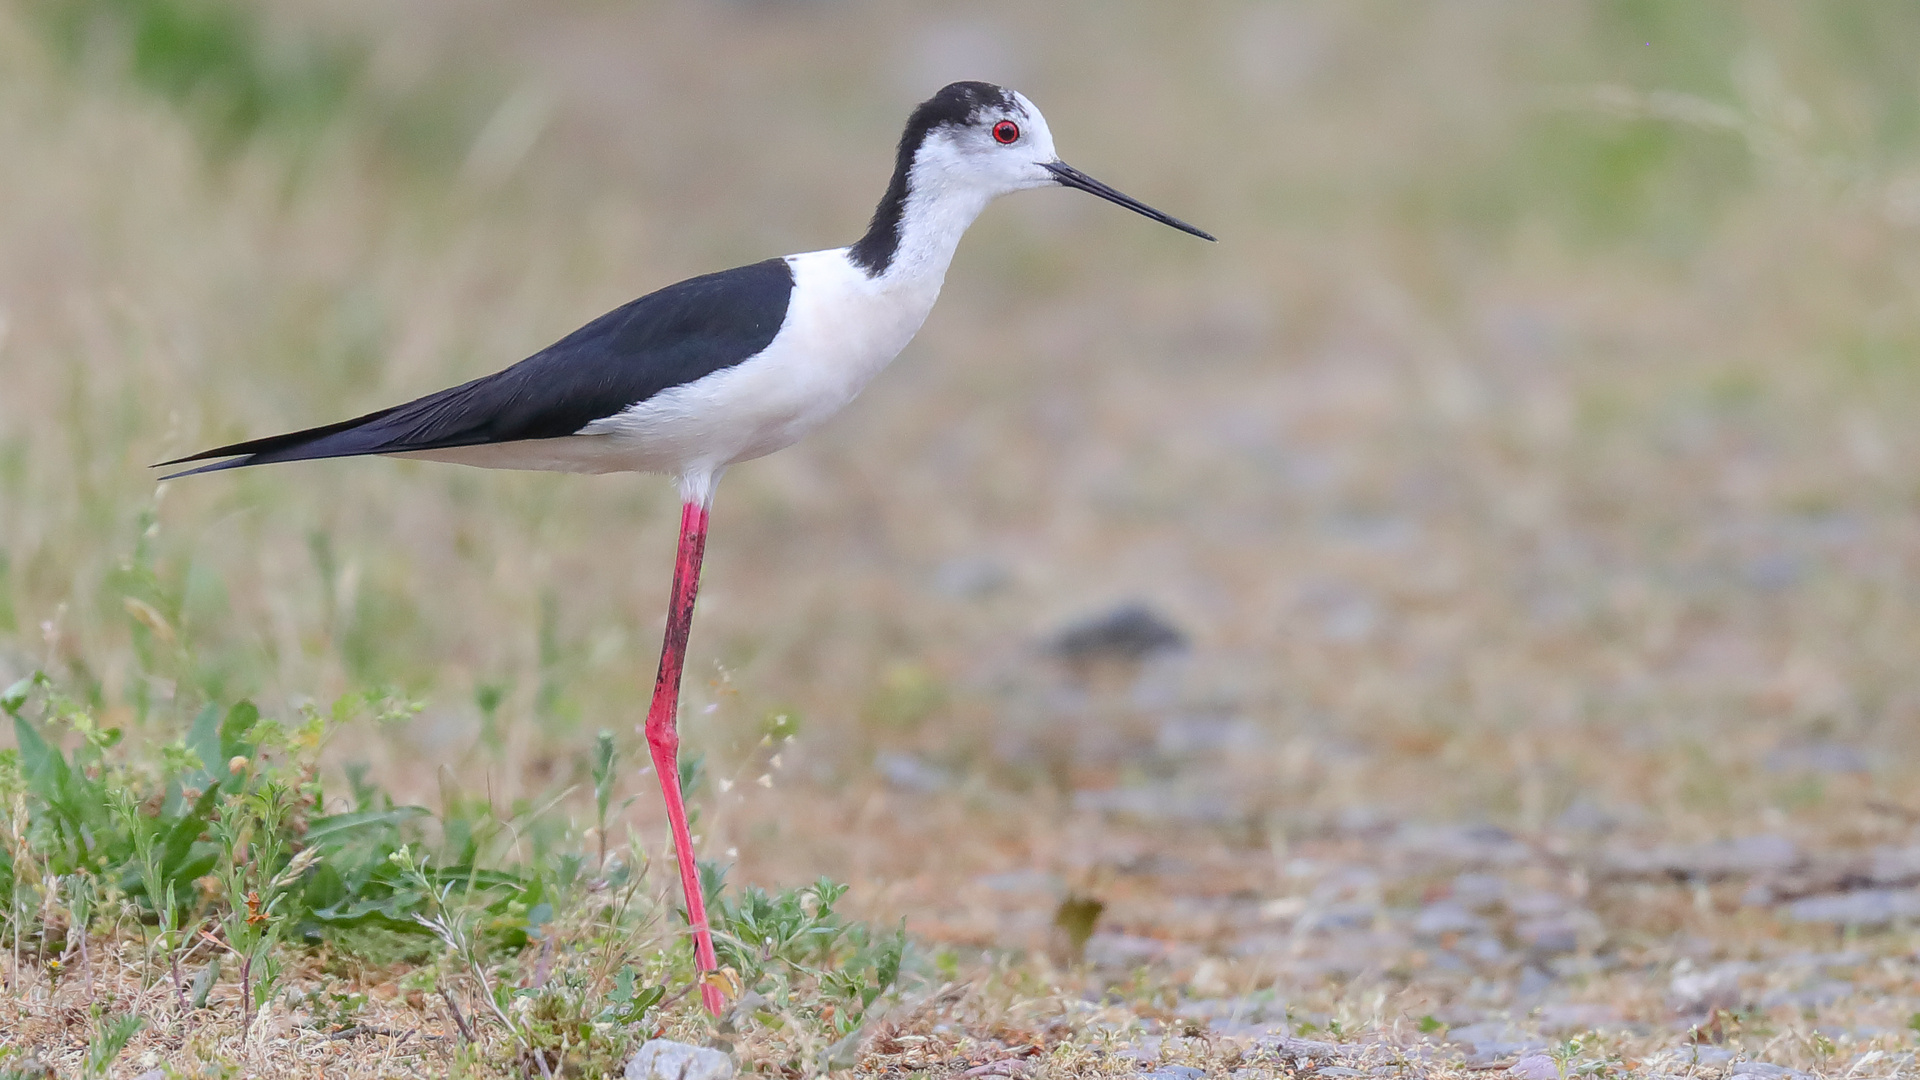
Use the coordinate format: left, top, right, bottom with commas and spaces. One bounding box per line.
306, 894, 432, 928
615, 983, 664, 1024
186, 702, 222, 785
190, 957, 222, 1010
1, 672, 43, 716
12, 713, 64, 792
13, 713, 96, 845
219, 700, 260, 760
303, 806, 431, 846
160, 853, 217, 898
303, 862, 348, 910
593, 729, 617, 824
81, 1011, 144, 1080
699, 859, 729, 910
872, 923, 905, 997
158, 784, 224, 894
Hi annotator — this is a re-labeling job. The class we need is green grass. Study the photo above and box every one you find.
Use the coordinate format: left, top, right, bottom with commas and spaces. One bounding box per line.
23, 0, 493, 174
30, 0, 358, 149
0, 518, 907, 1073
1, 655, 909, 1076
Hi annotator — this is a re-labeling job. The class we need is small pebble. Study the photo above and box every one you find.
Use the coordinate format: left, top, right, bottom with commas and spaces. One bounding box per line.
1451, 872, 1508, 910
1534, 1003, 1618, 1032
1553, 799, 1619, 834
876, 750, 949, 793
1870, 844, 1920, 884
1668, 964, 1747, 1014
1447, 1021, 1524, 1050
1458, 934, 1510, 965
1515, 965, 1556, 998
627, 1039, 734, 1080
1507, 892, 1566, 918
1516, 916, 1580, 954
931, 556, 1010, 598
1729, 1063, 1811, 1080
1614, 834, 1799, 878
1050, 602, 1188, 664
1785, 888, 1920, 927
1412, 900, 1485, 936
1509, 1053, 1559, 1080
1763, 741, 1868, 775
1759, 979, 1855, 1010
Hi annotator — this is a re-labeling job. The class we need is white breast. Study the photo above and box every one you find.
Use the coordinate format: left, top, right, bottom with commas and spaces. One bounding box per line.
400, 249, 944, 484
587, 249, 941, 472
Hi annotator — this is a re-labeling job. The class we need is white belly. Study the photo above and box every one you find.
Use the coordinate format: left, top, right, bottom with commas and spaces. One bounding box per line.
399, 249, 941, 483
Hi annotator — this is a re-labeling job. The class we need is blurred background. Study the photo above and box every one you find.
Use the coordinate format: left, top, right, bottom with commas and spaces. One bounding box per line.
5, 0, 1920, 1024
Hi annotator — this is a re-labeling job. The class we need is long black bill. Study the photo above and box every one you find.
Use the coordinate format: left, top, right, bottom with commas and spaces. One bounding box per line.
1043, 161, 1216, 242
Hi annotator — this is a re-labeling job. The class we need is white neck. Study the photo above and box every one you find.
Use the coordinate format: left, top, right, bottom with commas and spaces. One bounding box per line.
846, 124, 1009, 293
873, 174, 993, 289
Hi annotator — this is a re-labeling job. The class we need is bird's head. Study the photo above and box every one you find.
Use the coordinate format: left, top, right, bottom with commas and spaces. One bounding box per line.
903, 81, 1214, 241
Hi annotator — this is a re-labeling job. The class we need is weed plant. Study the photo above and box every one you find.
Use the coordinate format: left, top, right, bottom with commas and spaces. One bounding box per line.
0, 527, 908, 1075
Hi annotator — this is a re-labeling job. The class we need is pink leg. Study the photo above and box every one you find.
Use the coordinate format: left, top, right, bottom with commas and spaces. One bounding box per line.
644, 498, 725, 1016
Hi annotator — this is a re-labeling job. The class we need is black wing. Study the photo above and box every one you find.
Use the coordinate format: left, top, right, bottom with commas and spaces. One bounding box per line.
159, 257, 796, 478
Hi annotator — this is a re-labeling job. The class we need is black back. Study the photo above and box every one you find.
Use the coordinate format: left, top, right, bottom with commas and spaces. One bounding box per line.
162, 257, 795, 476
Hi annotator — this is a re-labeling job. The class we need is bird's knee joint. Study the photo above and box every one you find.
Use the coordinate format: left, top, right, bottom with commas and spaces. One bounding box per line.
645, 725, 679, 757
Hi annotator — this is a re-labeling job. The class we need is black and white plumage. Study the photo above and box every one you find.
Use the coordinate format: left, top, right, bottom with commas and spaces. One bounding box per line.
161, 80, 1210, 1016
160, 81, 1211, 504
164, 259, 795, 479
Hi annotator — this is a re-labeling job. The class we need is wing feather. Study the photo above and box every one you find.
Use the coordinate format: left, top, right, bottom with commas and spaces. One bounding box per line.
159, 257, 795, 478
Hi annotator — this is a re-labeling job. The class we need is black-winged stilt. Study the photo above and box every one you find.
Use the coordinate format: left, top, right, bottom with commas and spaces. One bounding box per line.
160, 81, 1213, 1014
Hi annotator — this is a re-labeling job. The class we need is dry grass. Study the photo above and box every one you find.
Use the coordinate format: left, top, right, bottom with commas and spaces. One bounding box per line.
6, 1, 1920, 1076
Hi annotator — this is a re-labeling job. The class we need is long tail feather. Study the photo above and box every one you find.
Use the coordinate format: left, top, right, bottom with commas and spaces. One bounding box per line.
153, 405, 408, 479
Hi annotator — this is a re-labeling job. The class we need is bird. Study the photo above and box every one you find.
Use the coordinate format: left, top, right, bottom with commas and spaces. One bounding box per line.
159, 81, 1213, 1014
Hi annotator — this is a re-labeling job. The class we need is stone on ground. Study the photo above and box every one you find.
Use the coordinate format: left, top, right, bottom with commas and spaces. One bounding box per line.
626, 1039, 734, 1080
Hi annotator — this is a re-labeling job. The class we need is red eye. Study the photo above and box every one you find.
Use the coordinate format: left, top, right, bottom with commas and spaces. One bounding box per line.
992, 120, 1020, 145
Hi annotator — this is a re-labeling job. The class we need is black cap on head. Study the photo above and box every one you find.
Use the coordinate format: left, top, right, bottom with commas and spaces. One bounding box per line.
907, 81, 1020, 135
851, 83, 1023, 274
